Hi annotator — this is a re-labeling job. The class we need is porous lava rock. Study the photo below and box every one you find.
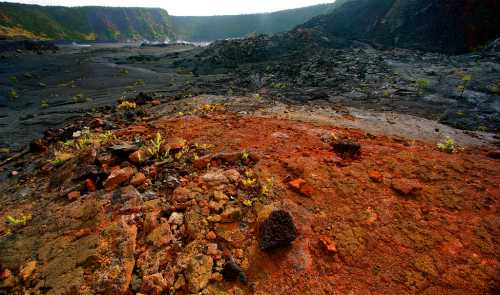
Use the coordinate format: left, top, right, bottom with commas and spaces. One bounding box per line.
260, 210, 297, 251
332, 140, 361, 158
221, 260, 247, 285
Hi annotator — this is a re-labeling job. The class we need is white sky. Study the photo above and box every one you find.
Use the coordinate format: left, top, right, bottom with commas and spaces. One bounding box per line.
1, 0, 336, 16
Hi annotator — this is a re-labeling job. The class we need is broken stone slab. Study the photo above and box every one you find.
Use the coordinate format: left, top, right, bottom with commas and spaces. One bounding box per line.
185, 255, 213, 292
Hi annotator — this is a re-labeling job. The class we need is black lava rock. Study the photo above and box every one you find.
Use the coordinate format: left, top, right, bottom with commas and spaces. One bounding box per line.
260, 210, 297, 251
222, 260, 247, 285
332, 140, 361, 158
135, 92, 153, 105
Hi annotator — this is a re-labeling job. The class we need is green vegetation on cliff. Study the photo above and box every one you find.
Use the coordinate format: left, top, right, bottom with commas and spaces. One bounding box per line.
0, 1, 351, 42
0, 2, 175, 41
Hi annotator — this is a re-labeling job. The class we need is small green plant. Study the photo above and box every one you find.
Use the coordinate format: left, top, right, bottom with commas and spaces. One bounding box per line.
49, 150, 74, 166
98, 131, 116, 143
416, 79, 429, 96
437, 137, 457, 154
457, 74, 472, 97
175, 144, 190, 160
147, 132, 164, 158
9, 89, 18, 99
9, 76, 17, 83
271, 82, 288, 90
118, 101, 137, 110
119, 68, 129, 76
241, 150, 250, 161
6, 214, 32, 226
134, 79, 145, 86
40, 99, 49, 109
242, 170, 257, 187
72, 93, 86, 103
477, 126, 488, 132
260, 178, 274, 197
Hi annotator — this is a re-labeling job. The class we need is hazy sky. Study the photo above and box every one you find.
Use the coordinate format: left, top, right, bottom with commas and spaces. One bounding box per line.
2, 1, 335, 16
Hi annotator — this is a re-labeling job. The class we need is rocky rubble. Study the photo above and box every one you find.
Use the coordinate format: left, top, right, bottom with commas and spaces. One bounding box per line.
0, 97, 499, 294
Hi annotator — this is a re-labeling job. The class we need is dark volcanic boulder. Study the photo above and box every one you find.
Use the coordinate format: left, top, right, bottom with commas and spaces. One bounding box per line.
332, 140, 361, 159
260, 210, 297, 251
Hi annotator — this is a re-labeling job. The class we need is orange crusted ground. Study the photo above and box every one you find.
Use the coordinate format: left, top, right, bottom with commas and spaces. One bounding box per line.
153, 113, 499, 294
0, 109, 499, 295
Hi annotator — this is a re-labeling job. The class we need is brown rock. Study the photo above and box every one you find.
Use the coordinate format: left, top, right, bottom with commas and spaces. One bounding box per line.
215, 152, 241, 163
104, 166, 134, 192
143, 211, 160, 235
98, 217, 137, 294
129, 149, 150, 164
19, 260, 37, 282
119, 185, 144, 213
161, 138, 186, 153
173, 274, 186, 290
146, 222, 173, 248
67, 191, 81, 201
209, 200, 224, 212
234, 249, 244, 259
173, 186, 192, 202
220, 206, 241, 223
224, 169, 241, 182
369, 171, 383, 183
288, 178, 306, 190
201, 170, 229, 186
185, 255, 213, 292
207, 231, 217, 240
151, 99, 161, 106
288, 178, 314, 198
193, 155, 211, 169
213, 191, 229, 201
141, 273, 171, 295
216, 223, 246, 248
206, 243, 219, 256
185, 210, 208, 239
0, 269, 15, 288
85, 178, 96, 192
391, 179, 423, 196
319, 236, 337, 253
131, 172, 147, 187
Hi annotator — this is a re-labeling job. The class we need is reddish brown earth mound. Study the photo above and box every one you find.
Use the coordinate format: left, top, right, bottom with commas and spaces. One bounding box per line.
0, 106, 499, 295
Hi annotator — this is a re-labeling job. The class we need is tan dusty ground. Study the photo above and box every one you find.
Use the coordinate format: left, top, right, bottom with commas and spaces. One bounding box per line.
0, 98, 499, 294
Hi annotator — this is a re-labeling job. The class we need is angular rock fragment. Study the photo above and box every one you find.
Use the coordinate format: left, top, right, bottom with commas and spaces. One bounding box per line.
185, 255, 213, 292
391, 179, 422, 197
146, 222, 172, 248
108, 144, 138, 159
104, 167, 134, 192
260, 210, 297, 250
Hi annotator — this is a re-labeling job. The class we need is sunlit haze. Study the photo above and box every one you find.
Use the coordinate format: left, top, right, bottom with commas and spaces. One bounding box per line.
1, 0, 335, 16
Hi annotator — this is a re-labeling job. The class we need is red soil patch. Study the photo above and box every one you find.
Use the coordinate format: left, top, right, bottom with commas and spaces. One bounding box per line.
152, 112, 499, 294
1, 111, 498, 294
